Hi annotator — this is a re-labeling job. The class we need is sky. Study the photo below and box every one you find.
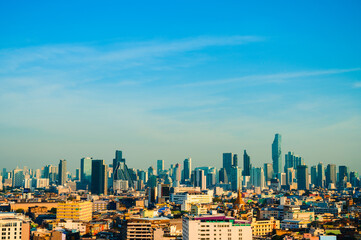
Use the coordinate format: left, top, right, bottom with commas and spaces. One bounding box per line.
0, 1, 361, 174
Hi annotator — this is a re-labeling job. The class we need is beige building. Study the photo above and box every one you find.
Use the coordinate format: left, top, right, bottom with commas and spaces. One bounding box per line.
251, 217, 280, 236
56, 201, 92, 222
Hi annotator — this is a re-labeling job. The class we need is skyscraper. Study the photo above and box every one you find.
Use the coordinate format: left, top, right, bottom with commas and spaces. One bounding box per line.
195, 169, 206, 190
326, 164, 337, 188
317, 162, 325, 188
113, 150, 134, 188
231, 166, 242, 191
243, 150, 251, 176
338, 165, 348, 187
182, 158, 191, 183
91, 159, 108, 195
58, 159, 67, 186
157, 160, 164, 175
233, 154, 238, 167
297, 165, 309, 190
80, 157, 92, 190
263, 163, 273, 182
272, 134, 282, 177
223, 153, 234, 176
310, 166, 317, 186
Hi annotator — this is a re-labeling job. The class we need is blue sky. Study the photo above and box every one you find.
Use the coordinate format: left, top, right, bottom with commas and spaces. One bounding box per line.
0, 1, 360, 173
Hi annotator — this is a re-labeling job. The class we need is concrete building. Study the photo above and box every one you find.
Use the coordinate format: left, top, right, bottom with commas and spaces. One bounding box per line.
0, 213, 30, 240
183, 215, 252, 240
56, 201, 92, 222
251, 218, 280, 236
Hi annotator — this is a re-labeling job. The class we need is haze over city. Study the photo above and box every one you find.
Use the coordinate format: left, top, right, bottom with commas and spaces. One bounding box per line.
0, 1, 360, 173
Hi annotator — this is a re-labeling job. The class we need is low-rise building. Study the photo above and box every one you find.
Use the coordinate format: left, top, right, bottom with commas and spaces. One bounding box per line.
182, 215, 252, 240
251, 217, 280, 236
56, 201, 92, 222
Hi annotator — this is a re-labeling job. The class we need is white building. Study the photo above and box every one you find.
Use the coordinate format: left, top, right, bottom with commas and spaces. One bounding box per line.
0, 213, 30, 240
183, 215, 252, 240
171, 191, 212, 211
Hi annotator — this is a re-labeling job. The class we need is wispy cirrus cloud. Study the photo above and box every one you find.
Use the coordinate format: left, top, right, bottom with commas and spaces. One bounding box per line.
0, 36, 262, 73
178, 68, 361, 87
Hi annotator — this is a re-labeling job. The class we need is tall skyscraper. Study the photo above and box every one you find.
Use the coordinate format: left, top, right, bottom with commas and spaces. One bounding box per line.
80, 157, 92, 190
231, 166, 242, 191
182, 158, 191, 183
326, 164, 337, 188
58, 159, 67, 186
172, 163, 181, 187
263, 163, 273, 182
195, 169, 206, 190
272, 134, 282, 177
219, 168, 228, 184
338, 165, 348, 187
91, 159, 108, 195
317, 162, 325, 188
310, 166, 317, 186
223, 153, 234, 176
113, 150, 134, 188
297, 165, 309, 190
233, 154, 238, 167
157, 160, 164, 175
243, 150, 251, 176
251, 167, 265, 189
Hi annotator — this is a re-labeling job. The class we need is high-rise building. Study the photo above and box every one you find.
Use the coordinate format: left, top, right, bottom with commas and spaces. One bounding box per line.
194, 169, 206, 190
222, 153, 234, 176
182, 158, 191, 183
148, 166, 155, 177
172, 163, 181, 187
251, 167, 265, 189
80, 157, 92, 190
297, 165, 309, 190
286, 167, 296, 188
310, 166, 317, 186
243, 150, 251, 176
58, 159, 67, 186
231, 166, 242, 191
272, 134, 282, 177
157, 159, 164, 175
326, 164, 337, 188
113, 150, 134, 188
12, 168, 24, 188
219, 168, 228, 184
350, 171, 359, 187
264, 163, 273, 182
233, 154, 238, 167
317, 162, 325, 188
284, 151, 304, 173
91, 160, 108, 195
338, 165, 348, 187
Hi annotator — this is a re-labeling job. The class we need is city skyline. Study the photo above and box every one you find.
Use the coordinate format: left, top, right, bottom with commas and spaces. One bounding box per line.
0, 1, 360, 173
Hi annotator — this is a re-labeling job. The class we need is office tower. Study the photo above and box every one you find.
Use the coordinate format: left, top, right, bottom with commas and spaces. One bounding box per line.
317, 162, 325, 188
251, 167, 265, 189
138, 170, 148, 183
182, 158, 192, 183
284, 151, 304, 172
58, 159, 67, 186
157, 160, 164, 175
222, 153, 234, 176
233, 154, 238, 167
350, 171, 359, 187
326, 164, 337, 188
113, 150, 134, 188
91, 160, 108, 195
310, 166, 317, 186
264, 163, 273, 182
75, 168, 80, 181
12, 168, 24, 188
272, 134, 282, 177
338, 165, 348, 187
2, 168, 6, 181
195, 169, 206, 190
243, 150, 251, 176
80, 157, 92, 189
231, 166, 242, 191
219, 168, 228, 184
297, 165, 309, 190
172, 163, 181, 187
207, 171, 216, 188
148, 166, 155, 177
286, 167, 296, 187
